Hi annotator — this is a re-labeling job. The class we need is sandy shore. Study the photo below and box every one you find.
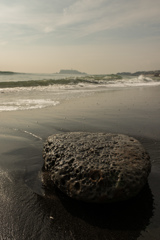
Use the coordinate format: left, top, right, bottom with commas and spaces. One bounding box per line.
0, 86, 160, 240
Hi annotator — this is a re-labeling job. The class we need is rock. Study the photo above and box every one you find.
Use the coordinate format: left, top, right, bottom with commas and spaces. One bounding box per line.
42, 132, 151, 203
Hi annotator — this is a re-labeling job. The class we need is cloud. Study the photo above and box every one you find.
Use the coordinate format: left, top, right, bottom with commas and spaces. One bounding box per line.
0, 0, 160, 44
58, 0, 160, 38
0, 41, 8, 46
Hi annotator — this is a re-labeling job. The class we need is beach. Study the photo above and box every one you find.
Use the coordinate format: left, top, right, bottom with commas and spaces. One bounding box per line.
0, 85, 160, 240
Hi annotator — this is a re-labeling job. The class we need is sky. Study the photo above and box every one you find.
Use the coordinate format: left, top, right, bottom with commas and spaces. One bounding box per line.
0, 0, 160, 74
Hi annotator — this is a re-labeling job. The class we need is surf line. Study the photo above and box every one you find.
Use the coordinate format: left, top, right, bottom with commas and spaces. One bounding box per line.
23, 130, 43, 140
0, 127, 43, 141
11, 127, 43, 141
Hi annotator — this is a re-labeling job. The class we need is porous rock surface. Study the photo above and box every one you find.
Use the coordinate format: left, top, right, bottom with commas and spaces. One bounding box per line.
43, 132, 151, 203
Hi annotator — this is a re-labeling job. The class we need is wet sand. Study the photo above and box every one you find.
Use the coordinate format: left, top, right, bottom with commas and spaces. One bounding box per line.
0, 86, 160, 240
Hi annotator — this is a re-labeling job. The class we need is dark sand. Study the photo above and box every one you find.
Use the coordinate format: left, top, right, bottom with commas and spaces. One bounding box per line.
0, 86, 160, 240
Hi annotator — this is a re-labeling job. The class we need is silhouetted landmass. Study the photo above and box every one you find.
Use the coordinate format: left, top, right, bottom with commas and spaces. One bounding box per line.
0, 71, 16, 74
59, 69, 86, 74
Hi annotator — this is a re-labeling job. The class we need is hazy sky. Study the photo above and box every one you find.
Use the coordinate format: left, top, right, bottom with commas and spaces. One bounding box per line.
0, 0, 160, 74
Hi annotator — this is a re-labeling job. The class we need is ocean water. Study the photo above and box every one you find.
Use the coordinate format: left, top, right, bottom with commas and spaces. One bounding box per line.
0, 72, 160, 112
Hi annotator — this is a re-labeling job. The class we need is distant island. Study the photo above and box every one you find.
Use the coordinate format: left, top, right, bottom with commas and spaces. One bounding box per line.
117, 70, 160, 77
0, 71, 17, 74
58, 69, 87, 75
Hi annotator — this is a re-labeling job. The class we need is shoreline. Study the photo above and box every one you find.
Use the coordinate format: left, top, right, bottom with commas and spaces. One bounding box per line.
0, 85, 160, 239
1, 85, 160, 139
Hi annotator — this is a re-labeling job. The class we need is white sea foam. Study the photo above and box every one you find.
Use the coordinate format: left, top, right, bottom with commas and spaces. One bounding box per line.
0, 99, 59, 112
76, 76, 160, 89
23, 130, 43, 140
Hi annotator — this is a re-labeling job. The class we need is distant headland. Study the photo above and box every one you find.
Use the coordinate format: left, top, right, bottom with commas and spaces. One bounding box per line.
0, 71, 17, 74
58, 69, 87, 75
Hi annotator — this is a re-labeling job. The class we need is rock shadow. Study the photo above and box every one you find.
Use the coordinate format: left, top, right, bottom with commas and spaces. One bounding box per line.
42, 180, 154, 240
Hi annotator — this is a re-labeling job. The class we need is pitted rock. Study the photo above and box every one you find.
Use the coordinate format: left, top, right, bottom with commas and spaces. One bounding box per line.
42, 132, 151, 203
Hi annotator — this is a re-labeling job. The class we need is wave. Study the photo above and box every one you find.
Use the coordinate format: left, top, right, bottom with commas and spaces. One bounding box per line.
0, 74, 160, 91
0, 75, 122, 88
0, 74, 160, 112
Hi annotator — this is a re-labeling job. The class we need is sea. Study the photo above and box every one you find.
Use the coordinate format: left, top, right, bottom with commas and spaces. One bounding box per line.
0, 72, 160, 112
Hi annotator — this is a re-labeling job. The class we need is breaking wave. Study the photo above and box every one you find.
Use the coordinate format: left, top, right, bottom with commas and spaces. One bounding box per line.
0, 74, 159, 89
0, 73, 160, 112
